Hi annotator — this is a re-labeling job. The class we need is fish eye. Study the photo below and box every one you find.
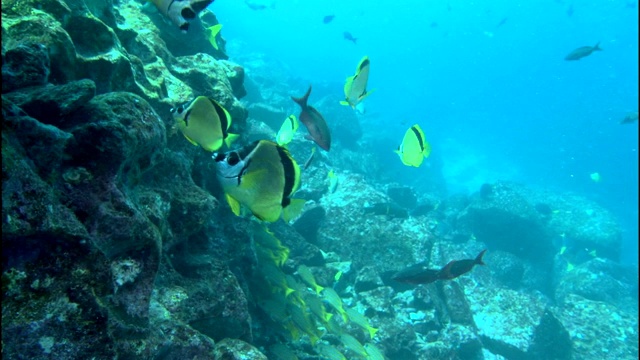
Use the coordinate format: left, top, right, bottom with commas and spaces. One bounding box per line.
213, 152, 226, 162
227, 152, 240, 166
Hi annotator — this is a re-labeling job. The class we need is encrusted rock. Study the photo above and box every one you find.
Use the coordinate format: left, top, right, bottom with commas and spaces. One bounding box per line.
213, 338, 267, 360
556, 293, 638, 360
2, 42, 50, 93
3, 79, 96, 125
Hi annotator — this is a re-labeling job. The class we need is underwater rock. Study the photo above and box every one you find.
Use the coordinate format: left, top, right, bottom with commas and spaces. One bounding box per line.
487, 250, 525, 289
387, 186, 418, 209
247, 102, 289, 131
555, 258, 638, 312
2, 8, 78, 85
546, 193, 622, 261
354, 265, 385, 293
457, 182, 554, 262
317, 172, 434, 273
65, 92, 166, 177
467, 286, 559, 359
555, 294, 638, 360
1, 42, 50, 93
438, 281, 474, 326
2, 131, 86, 240
2, 97, 74, 180
3, 79, 96, 126
212, 338, 267, 359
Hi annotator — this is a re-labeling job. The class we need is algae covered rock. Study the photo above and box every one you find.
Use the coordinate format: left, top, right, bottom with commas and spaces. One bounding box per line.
457, 182, 554, 261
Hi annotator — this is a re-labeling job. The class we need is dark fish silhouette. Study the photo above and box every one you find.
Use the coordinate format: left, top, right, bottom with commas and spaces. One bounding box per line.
392, 249, 487, 284
392, 264, 441, 284
496, 17, 508, 28
567, 4, 574, 17
565, 42, 602, 60
323, 15, 335, 24
620, 112, 638, 124
291, 86, 332, 151
343, 31, 357, 44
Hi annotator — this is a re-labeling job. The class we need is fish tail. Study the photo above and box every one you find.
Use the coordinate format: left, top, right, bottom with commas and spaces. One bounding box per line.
594, 42, 602, 51
291, 85, 312, 108
475, 249, 487, 265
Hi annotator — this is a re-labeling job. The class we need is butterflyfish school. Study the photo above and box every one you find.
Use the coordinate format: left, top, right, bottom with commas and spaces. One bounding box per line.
213, 140, 306, 223
276, 115, 299, 147
149, 0, 213, 33
395, 124, 431, 167
291, 86, 332, 151
340, 56, 374, 108
171, 96, 238, 152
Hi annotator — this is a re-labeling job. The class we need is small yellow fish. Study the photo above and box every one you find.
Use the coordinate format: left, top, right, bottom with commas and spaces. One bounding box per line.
395, 124, 431, 167
206, 24, 223, 50
590, 172, 601, 183
276, 115, 299, 147
297, 265, 324, 295
328, 170, 338, 193
344, 307, 378, 339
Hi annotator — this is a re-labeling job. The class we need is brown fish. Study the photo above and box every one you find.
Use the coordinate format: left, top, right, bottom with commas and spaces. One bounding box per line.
291, 86, 332, 151
437, 249, 486, 280
564, 42, 602, 61
392, 249, 487, 285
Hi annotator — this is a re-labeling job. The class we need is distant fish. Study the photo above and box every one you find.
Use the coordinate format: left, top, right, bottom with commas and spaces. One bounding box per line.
620, 111, 638, 124
323, 15, 335, 24
244, 0, 273, 10
430, 21, 438, 28
626, 1, 637, 8
291, 85, 332, 151
496, 17, 508, 28
567, 4, 574, 17
343, 31, 357, 44
564, 42, 602, 61
392, 249, 487, 284
589, 172, 601, 183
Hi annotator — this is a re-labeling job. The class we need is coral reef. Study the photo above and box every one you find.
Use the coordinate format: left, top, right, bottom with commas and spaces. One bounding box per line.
1, 0, 637, 359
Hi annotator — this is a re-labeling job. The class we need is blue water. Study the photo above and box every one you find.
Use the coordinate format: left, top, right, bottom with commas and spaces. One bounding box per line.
211, 0, 638, 265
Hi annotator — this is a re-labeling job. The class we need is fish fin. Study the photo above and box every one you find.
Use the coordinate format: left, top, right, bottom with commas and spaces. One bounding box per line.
358, 88, 375, 102
225, 194, 242, 216
475, 249, 487, 265
291, 85, 312, 108
566, 262, 574, 272
182, 133, 200, 147
593, 41, 602, 51
207, 24, 223, 50
284, 287, 295, 297
368, 326, 379, 339
283, 198, 306, 222
224, 133, 239, 148
339, 100, 350, 106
